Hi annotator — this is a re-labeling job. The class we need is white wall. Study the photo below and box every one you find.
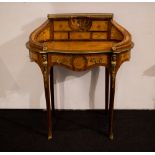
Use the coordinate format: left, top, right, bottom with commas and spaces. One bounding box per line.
0, 2, 155, 109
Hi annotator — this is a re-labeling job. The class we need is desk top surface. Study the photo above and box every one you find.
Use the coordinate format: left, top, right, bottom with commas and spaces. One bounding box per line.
44, 41, 116, 54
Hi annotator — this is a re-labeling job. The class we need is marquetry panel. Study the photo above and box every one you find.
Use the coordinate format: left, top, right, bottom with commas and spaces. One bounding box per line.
117, 51, 131, 69
90, 21, 108, 31
72, 56, 87, 70
119, 51, 130, 62
49, 53, 109, 70
29, 51, 38, 62
92, 32, 107, 40
49, 54, 72, 68
70, 32, 90, 40
54, 21, 71, 31
54, 32, 68, 40
87, 55, 109, 66
111, 26, 123, 40
37, 26, 51, 42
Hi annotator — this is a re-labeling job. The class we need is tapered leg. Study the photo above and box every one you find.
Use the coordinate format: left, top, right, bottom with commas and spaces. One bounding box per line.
108, 73, 116, 140
108, 54, 117, 140
43, 73, 52, 140
105, 67, 110, 112
41, 54, 52, 140
50, 67, 55, 116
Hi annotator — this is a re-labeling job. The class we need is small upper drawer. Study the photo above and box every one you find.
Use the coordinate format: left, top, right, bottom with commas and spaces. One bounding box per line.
90, 21, 108, 31
54, 21, 71, 31
54, 32, 68, 40
92, 32, 107, 40
70, 32, 90, 40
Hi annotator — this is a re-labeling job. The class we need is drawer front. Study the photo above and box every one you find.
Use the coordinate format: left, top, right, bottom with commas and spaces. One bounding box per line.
90, 21, 108, 31
50, 54, 73, 69
49, 54, 109, 71
54, 20, 109, 32
54, 21, 71, 31
54, 32, 68, 40
92, 32, 107, 39
70, 32, 90, 40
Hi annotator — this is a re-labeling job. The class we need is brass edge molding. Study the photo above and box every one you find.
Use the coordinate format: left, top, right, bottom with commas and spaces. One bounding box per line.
47, 13, 113, 19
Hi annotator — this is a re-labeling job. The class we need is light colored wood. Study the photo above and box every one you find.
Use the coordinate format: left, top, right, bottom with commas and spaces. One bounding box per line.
29, 52, 38, 62
50, 54, 72, 68
49, 53, 109, 71
86, 55, 108, 66
37, 26, 51, 42
54, 32, 68, 40
90, 21, 108, 31
54, 21, 71, 31
70, 32, 90, 40
92, 32, 107, 39
110, 26, 123, 41
45, 41, 116, 52
72, 56, 86, 70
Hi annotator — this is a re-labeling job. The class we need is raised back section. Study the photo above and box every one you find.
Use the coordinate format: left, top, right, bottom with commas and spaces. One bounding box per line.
36, 13, 123, 43
48, 13, 113, 41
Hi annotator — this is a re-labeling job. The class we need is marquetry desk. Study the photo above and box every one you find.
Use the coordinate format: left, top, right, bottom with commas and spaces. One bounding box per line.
26, 13, 134, 140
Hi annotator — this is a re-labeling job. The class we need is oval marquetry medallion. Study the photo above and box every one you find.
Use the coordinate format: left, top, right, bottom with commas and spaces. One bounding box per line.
72, 56, 87, 70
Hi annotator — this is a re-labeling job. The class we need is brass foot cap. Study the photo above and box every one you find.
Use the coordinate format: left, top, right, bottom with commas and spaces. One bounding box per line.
48, 134, 52, 140
109, 133, 114, 140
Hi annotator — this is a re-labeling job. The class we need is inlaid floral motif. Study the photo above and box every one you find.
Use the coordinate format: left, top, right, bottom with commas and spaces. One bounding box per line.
69, 16, 92, 31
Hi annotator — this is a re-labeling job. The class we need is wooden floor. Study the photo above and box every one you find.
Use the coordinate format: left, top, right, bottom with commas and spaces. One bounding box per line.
0, 110, 155, 151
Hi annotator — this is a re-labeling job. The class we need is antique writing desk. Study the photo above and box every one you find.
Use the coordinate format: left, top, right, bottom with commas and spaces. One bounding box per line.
26, 13, 133, 140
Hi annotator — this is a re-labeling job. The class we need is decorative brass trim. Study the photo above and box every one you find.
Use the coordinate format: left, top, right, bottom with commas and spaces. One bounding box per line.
111, 54, 117, 88
48, 13, 113, 19
41, 54, 48, 85
46, 50, 112, 54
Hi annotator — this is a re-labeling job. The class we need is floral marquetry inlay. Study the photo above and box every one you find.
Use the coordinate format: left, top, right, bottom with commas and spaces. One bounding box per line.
72, 56, 87, 70
87, 55, 108, 66
120, 52, 130, 62
50, 54, 73, 68
49, 54, 109, 70
69, 16, 92, 31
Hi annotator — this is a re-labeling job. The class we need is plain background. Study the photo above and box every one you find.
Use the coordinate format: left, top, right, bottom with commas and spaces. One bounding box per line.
0, 2, 155, 109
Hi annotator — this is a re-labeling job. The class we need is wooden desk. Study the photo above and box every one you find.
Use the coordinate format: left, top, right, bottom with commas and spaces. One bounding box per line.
26, 13, 134, 140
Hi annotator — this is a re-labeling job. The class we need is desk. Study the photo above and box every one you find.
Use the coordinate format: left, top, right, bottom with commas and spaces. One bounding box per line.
26, 13, 134, 140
